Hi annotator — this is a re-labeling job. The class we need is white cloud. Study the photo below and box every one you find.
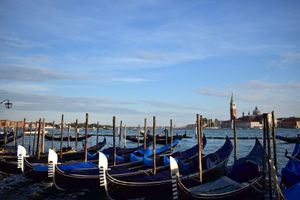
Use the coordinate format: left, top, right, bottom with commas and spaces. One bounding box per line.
269, 52, 300, 68
0, 64, 70, 82
110, 77, 147, 83
0, 33, 46, 49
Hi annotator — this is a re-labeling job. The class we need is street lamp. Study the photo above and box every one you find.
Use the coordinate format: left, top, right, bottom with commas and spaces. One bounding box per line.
0, 99, 13, 109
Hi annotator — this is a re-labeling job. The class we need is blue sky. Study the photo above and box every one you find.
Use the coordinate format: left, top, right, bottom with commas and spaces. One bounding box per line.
0, 0, 300, 126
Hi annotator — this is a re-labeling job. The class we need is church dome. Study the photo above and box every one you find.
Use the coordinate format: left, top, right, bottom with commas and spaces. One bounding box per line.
253, 106, 261, 116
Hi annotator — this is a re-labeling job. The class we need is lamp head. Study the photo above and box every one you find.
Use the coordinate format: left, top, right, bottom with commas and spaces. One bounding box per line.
4, 100, 12, 109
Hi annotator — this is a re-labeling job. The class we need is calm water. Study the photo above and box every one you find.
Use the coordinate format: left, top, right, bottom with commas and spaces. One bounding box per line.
1, 128, 299, 199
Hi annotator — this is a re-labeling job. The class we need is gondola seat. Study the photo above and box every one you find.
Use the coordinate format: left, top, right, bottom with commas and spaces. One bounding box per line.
228, 160, 260, 183
189, 176, 242, 195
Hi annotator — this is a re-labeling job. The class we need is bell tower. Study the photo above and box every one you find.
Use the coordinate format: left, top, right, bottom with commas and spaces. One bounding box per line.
230, 93, 237, 121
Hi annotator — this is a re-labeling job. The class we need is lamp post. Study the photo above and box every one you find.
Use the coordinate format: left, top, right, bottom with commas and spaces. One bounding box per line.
0, 99, 13, 109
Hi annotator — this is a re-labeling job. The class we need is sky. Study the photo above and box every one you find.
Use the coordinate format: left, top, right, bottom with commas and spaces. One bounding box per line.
0, 0, 300, 126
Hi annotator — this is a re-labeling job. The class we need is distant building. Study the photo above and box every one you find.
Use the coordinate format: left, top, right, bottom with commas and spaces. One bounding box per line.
0, 119, 28, 128
230, 93, 237, 121
278, 117, 300, 128
253, 106, 261, 116
221, 94, 263, 129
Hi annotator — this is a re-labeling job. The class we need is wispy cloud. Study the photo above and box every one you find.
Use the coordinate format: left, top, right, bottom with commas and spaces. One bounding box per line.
142, 100, 202, 111
0, 89, 141, 115
0, 64, 70, 82
110, 77, 148, 83
0, 33, 46, 49
269, 52, 300, 68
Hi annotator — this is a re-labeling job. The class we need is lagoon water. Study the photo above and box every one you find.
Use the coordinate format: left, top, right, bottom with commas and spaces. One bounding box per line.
1, 128, 299, 199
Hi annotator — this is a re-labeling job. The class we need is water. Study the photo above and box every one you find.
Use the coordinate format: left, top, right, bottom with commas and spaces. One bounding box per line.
1, 128, 299, 199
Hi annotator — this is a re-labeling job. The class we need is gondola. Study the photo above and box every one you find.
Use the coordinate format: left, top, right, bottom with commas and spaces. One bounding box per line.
281, 142, 300, 188
276, 135, 300, 143
172, 138, 263, 200
102, 142, 151, 164
44, 134, 92, 141
125, 132, 191, 145
0, 133, 22, 146
51, 145, 153, 190
0, 131, 14, 140
51, 136, 206, 191
129, 139, 180, 162
143, 135, 207, 168
0, 138, 106, 175
20, 138, 107, 181
103, 137, 233, 200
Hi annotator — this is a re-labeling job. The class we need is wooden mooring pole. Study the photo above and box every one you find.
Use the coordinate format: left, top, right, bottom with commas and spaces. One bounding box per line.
124, 125, 127, 151
32, 121, 37, 155
137, 125, 140, 147
233, 118, 237, 162
153, 116, 156, 175
118, 120, 122, 147
67, 124, 71, 147
14, 122, 18, 149
75, 119, 78, 150
52, 120, 55, 150
84, 113, 88, 162
60, 114, 64, 159
113, 116, 116, 166
197, 114, 203, 182
266, 113, 273, 200
165, 127, 168, 145
41, 118, 45, 154
271, 111, 278, 172
170, 119, 173, 152
144, 118, 147, 149
28, 122, 32, 154
4, 126, 7, 146
96, 121, 99, 146
37, 119, 41, 160
22, 118, 26, 146
262, 114, 267, 200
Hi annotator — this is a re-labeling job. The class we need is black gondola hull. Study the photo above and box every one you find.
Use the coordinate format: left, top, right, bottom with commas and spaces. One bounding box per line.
53, 165, 103, 191
0, 158, 22, 174
177, 176, 264, 200
105, 159, 228, 200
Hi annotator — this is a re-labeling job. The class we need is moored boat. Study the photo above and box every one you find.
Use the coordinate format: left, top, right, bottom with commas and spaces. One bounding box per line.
103, 137, 233, 200
276, 135, 300, 143
281, 142, 300, 188
0, 138, 106, 175
49, 136, 206, 191
44, 134, 91, 141
172, 138, 263, 200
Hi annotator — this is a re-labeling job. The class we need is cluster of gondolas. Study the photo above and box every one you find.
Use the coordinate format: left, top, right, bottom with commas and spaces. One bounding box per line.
0, 118, 299, 200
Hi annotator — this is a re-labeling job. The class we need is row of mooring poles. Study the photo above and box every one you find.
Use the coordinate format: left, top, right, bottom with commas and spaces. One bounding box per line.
262, 112, 278, 200
110, 116, 158, 174
1, 114, 99, 159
